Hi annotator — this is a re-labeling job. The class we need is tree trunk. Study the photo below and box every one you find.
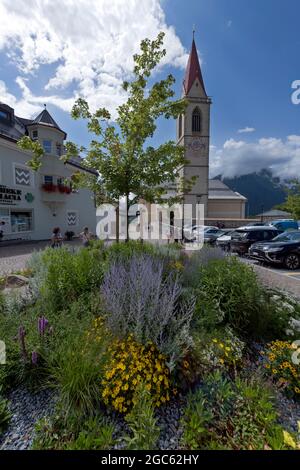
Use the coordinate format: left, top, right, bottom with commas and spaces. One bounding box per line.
116, 204, 119, 243
125, 194, 129, 242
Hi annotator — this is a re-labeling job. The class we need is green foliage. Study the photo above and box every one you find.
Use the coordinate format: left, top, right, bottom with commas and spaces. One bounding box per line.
124, 383, 160, 450
48, 320, 111, 417
104, 240, 157, 263
0, 290, 98, 391
181, 371, 288, 450
65, 417, 114, 450
194, 257, 291, 338
33, 410, 114, 450
277, 178, 300, 220
181, 389, 213, 449
0, 389, 11, 434
32, 247, 104, 311
17, 136, 45, 171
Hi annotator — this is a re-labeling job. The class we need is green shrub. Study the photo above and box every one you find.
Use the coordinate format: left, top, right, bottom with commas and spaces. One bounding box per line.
66, 417, 115, 450
48, 318, 111, 417
29, 247, 104, 311
181, 371, 289, 450
0, 290, 98, 391
104, 241, 156, 263
194, 257, 290, 338
124, 383, 160, 450
33, 410, 114, 450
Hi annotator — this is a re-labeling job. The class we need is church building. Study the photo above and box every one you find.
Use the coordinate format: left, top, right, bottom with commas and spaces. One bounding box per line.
177, 36, 247, 220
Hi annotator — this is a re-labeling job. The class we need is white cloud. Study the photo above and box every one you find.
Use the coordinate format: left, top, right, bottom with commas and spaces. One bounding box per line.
0, 0, 188, 118
238, 127, 255, 134
210, 136, 300, 179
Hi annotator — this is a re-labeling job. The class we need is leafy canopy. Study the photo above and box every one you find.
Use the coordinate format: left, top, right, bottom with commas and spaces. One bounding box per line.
277, 179, 300, 220
18, 32, 192, 206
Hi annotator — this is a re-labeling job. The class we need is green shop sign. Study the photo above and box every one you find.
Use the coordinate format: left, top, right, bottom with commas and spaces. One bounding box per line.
25, 193, 34, 203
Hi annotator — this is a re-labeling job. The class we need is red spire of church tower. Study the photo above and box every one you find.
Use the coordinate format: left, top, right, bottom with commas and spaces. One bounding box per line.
183, 38, 207, 96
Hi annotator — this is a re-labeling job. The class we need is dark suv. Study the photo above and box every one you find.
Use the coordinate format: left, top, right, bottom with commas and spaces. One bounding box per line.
249, 231, 300, 270
230, 226, 279, 256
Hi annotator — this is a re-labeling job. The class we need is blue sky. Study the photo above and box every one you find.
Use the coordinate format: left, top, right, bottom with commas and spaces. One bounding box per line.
1, 0, 300, 178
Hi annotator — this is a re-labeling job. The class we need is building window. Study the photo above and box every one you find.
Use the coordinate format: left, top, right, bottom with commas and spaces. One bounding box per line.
43, 140, 52, 154
32, 130, 38, 140
56, 143, 62, 156
14, 166, 31, 186
178, 115, 183, 138
192, 107, 201, 133
0, 110, 9, 121
57, 177, 63, 186
44, 175, 53, 185
67, 211, 78, 227
11, 210, 33, 233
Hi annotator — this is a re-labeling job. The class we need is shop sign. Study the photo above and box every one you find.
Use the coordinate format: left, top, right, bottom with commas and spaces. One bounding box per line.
0, 186, 22, 205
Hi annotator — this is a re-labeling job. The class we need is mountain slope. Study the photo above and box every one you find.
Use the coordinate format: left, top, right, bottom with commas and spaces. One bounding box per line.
217, 170, 287, 216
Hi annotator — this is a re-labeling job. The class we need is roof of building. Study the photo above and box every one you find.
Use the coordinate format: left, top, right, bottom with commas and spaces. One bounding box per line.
28, 108, 66, 138
256, 209, 291, 217
208, 179, 247, 200
183, 38, 207, 96
0, 103, 67, 142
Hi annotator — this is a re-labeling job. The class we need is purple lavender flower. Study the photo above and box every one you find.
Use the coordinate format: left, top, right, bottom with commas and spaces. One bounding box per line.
18, 325, 27, 360
38, 316, 49, 336
31, 351, 38, 365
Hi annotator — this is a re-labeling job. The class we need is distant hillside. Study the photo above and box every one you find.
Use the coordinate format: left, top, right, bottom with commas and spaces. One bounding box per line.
217, 170, 287, 216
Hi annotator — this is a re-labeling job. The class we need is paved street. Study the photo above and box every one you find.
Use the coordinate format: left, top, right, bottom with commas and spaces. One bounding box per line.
0, 240, 82, 275
243, 257, 300, 281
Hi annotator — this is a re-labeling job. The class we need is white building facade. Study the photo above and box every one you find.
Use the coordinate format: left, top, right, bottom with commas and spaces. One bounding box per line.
0, 103, 96, 241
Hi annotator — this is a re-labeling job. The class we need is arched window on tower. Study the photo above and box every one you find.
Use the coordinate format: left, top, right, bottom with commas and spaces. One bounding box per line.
192, 107, 201, 133
178, 114, 183, 138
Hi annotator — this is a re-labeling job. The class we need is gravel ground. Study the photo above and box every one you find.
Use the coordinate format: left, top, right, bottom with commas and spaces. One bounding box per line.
0, 388, 56, 450
276, 392, 300, 433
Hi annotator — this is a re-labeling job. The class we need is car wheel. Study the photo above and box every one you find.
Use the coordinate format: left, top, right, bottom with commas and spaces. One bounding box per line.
284, 253, 300, 270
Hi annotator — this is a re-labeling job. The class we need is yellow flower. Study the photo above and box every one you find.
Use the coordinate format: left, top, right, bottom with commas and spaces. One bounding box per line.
283, 430, 296, 449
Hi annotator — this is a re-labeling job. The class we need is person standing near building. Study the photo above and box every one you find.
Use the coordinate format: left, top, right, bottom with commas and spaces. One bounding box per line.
0, 220, 6, 242
51, 227, 63, 248
79, 226, 93, 247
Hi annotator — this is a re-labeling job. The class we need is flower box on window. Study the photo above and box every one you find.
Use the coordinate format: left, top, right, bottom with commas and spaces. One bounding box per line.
42, 183, 57, 192
58, 185, 72, 194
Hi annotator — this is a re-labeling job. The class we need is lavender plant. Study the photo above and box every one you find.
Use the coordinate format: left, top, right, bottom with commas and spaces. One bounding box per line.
101, 254, 195, 369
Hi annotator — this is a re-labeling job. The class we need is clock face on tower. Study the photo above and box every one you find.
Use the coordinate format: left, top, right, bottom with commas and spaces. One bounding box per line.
189, 137, 207, 152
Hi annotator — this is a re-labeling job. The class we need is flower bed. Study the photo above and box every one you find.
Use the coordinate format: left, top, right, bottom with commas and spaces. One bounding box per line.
0, 241, 300, 450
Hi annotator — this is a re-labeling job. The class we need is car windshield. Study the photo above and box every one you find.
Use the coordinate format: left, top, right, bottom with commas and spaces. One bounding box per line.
272, 232, 300, 242
231, 230, 248, 239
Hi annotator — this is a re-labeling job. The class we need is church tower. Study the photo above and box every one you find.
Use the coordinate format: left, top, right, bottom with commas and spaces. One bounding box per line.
177, 36, 212, 219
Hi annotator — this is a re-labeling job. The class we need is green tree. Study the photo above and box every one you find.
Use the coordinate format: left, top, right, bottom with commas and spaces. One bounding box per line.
277, 179, 300, 220
18, 32, 193, 240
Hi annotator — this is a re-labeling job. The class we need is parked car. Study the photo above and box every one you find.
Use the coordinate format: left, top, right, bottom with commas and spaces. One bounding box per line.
245, 222, 268, 227
184, 225, 219, 242
268, 219, 299, 232
249, 230, 300, 270
229, 226, 279, 256
204, 228, 232, 245
215, 230, 236, 251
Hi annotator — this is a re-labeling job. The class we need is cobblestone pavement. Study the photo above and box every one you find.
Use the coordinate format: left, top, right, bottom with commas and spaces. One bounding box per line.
0, 240, 82, 275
